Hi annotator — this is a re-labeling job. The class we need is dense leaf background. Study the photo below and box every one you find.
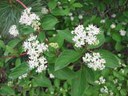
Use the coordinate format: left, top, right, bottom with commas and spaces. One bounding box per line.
0, 0, 128, 96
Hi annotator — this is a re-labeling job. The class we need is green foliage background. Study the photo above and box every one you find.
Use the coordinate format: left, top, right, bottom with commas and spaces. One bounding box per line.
0, 0, 128, 96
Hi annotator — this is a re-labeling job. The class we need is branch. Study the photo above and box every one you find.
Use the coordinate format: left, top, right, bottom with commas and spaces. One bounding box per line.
0, 52, 28, 59
16, 0, 27, 9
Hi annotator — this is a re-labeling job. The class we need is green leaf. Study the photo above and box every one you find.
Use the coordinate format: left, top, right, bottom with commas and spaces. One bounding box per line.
55, 50, 82, 70
71, 67, 87, 96
115, 42, 124, 52
57, 29, 73, 43
49, 33, 64, 48
0, 86, 15, 95
20, 26, 34, 35
5, 45, 17, 54
0, 40, 5, 49
85, 67, 95, 84
53, 68, 75, 80
7, 38, 21, 48
15, 58, 21, 66
9, 62, 29, 79
32, 75, 51, 87
97, 50, 120, 68
72, 3, 83, 8
41, 15, 58, 30
48, 0, 57, 10
38, 31, 46, 42
51, 8, 70, 16
112, 32, 122, 42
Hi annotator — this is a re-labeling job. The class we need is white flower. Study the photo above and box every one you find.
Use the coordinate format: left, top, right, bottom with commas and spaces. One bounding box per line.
121, 22, 127, 25
111, 14, 116, 18
100, 86, 108, 94
19, 73, 27, 79
113, 79, 118, 84
83, 52, 106, 71
119, 29, 126, 36
72, 24, 100, 47
95, 76, 106, 85
41, 7, 49, 14
9, 25, 19, 37
49, 73, 55, 78
100, 19, 105, 23
70, 16, 74, 21
69, 13, 73, 16
23, 34, 48, 73
78, 14, 83, 19
57, 2, 61, 5
109, 90, 114, 96
110, 24, 116, 29
19, 7, 40, 30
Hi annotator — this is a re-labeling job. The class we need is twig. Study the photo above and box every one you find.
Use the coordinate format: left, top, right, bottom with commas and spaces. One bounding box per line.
16, 0, 27, 9
0, 52, 27, 59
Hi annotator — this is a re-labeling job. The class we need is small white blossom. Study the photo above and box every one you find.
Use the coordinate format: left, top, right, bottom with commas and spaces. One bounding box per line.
111, 14, 116, 18
57, 2, 61, 5
95, 76, 106, 84
100, 86, 109, 94
19, 7, 40, 30
72, 24, 100, 47
31, 20, 41, 31
109, 90, 114, 96
41, 7, 49, 14
23, 34, 48, 73
119, 29, 126, 36
117, 86, 121, 90
19, 73, 27, 79
121, 22, 127, 25
121, 63, 126, 67
69, 13, 73, 16
82, 52, 106, 71
49, 73, 55, 78
100, 19, 105, 23
9, 25, 19, 37
120, 69, 124, 73
78, 14, 83, 19
70, 16, 74, 21
110, 24, 116, 29
113, 79, 118, 84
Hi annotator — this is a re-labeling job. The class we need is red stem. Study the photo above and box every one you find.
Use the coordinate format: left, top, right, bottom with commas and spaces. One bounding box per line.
16, 0, 27, 9
0, 52, 28, 59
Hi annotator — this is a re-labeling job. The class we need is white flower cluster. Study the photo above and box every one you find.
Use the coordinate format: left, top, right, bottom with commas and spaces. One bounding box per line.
110, 23, 116, 29
100, 86, 114, 96
71, 24, 100, 47
9, 25, 19, 37
68, 13, 74, 21
95, 76, 106, 85
41, 7, 49, 14
111, 14, 116, 18
19, 73, 27, 79
100, 86, 109, 94
19, 7, 40, 30
23, 34, 48, 73
119, 29, 126, 36
82, 52, 106, 71
100, 19, 105, 24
